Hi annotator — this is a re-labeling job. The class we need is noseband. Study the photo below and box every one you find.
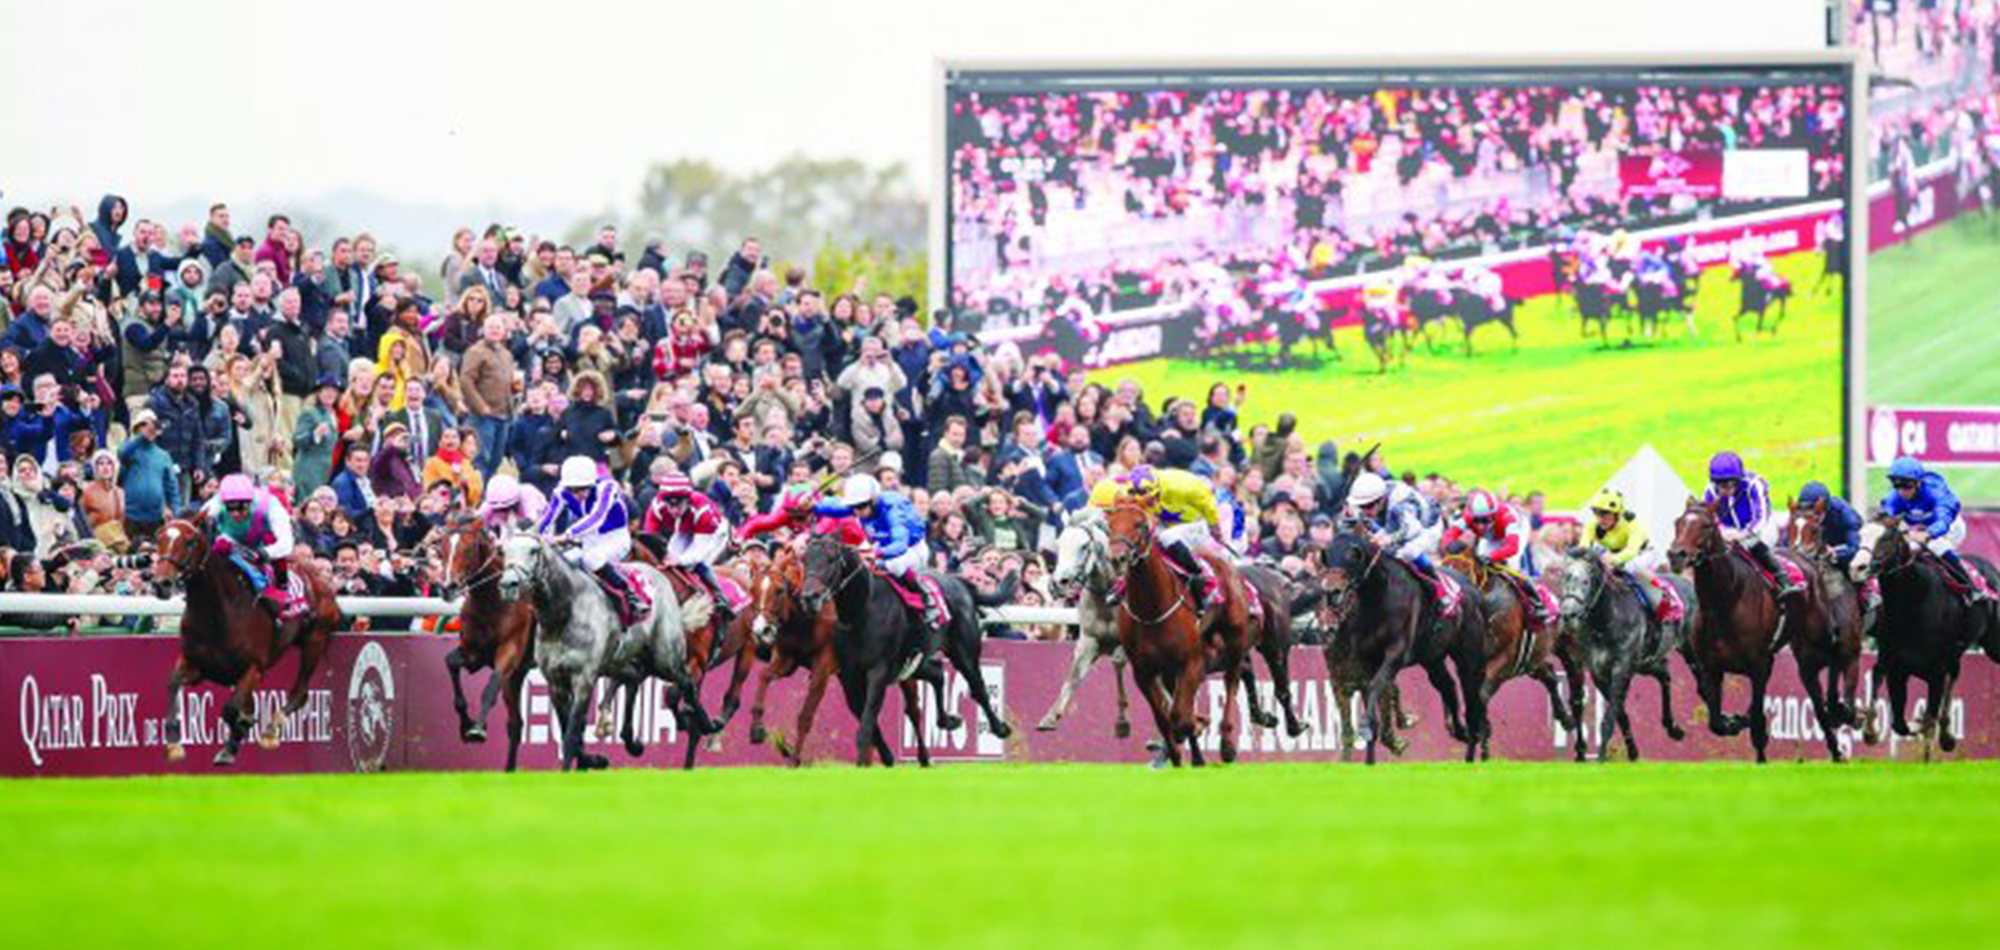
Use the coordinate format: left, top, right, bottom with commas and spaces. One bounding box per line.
440, 522, 503, 592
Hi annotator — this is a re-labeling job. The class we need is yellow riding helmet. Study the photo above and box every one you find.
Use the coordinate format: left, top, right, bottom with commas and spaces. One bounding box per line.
1588, 488, 1626, 517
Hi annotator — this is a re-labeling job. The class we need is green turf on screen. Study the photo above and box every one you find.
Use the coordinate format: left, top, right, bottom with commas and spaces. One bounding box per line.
1866, 214, 2000, 503
2, 763, 1995, 949
1097, 252, 1843, 508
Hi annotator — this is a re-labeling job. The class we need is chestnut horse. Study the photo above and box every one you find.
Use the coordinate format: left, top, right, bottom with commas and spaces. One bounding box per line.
1781, 499, 1867, 761
719, 544, 843, 766
429, 514, 535, 772
1667, 499, 1825, 763
154, 518, 342, 767
1102, 499, 1255, 766
1442, 552, 1586, 762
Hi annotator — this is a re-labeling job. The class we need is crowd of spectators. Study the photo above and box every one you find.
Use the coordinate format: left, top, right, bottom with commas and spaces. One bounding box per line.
949, 81, 1849, 330
0, 192, 1569, 636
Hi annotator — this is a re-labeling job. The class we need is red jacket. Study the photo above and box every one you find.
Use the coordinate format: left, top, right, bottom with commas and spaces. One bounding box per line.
1443, 503, 1524, 564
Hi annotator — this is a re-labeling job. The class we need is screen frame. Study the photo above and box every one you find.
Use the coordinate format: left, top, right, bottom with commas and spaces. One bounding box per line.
931, 51, 1868, 502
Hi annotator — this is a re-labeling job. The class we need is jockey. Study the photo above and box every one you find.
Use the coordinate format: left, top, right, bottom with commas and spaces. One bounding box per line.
537, 455, 643, 622
478, 473, 547, 535
644, 473, 734, 620
1345, 470, 1444, 583
1579, 487, 1660, 594
1090, 466, 1225, 610
738, 482, 867, 546
202, 473, 297, 617
1880, 456, 1988, 602
1704, 451, 1802, 599
1442, 488, 1528, 573
819, 473, 946, 661
1797, 480, 1863, 569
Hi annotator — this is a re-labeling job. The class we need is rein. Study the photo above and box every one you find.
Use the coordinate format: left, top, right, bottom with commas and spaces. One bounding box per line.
443, 524, 504, 592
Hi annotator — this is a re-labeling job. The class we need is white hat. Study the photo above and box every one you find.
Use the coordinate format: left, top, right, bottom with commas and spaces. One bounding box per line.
1346, 472, 1389, 508
877, 451, 903, 475
559, 456, 598, 489
841, 473, 881, 509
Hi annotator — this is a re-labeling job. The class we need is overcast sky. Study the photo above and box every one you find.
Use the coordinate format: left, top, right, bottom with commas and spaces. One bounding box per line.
2, 0, 1830, 215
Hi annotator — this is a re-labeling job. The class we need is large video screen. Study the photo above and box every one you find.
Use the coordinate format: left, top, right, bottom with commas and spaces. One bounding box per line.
944, 63, 1856, 506
1849, 1, 2000, 502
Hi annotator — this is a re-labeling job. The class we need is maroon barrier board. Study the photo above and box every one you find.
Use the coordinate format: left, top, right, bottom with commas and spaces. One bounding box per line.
3, 635, 1994, 776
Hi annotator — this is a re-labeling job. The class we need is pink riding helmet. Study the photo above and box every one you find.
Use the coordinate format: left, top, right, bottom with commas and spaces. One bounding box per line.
218, 474, 256, 504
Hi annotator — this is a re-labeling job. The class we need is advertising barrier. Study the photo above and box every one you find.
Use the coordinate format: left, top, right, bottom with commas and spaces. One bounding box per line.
1867, 406, 2000, 468
1867, 157, 1989, 251
4, 634, 1993, 776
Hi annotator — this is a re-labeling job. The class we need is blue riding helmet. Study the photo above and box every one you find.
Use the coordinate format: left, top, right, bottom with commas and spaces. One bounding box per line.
1708, 452, 1745, 483
1888, 456, 1925, 485
1799, 481, 1832, 506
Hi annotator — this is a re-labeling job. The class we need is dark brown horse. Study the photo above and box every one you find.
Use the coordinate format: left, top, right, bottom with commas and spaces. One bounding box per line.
1782, 499, 1867, 761
429, 514, 535, 772
1103, 499, 1256, 766
1849, 516, 2000, 754
719, 544, 844, 766
1667, 499, 1818, 763
1442, 552, 1586, 762
154, 517, 342, 767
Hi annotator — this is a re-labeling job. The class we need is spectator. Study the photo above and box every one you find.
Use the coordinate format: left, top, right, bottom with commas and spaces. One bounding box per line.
331, 441, 375, 521
117, 409, 178, 542
292, 375, 343, 496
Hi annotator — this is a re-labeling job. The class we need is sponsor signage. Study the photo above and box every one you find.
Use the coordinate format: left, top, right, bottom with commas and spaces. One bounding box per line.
1868, 406, 2000, 467
1620, 151, 1725, 198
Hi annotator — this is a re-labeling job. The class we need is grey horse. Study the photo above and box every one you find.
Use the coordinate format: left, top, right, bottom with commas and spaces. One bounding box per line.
1038, 507, 1132, 737
592, 570, 721, 770
497, 534, 693, 771
1556, 552, 1696, 762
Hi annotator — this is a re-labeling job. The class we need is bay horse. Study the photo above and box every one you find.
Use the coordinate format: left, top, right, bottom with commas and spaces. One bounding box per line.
1782, 499, 1867, 761
798, 535, 1014, 767
1237, 561, 1312, 739
1101, 498, 1257, 766
1310, 530, 1488, 765
1441, 551, 1584, 761
1038, 506, 1132, 738
1849, 517, 2000, 754
154, 518, 342, 767
1444, 288, 1520, 357
1555, 552, 1695, 762
1667, 499, 1820, 763
719, 544, 844, 766
429, 514, 535, 772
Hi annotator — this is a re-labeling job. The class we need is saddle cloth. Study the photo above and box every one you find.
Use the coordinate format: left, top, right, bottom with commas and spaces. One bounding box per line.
880, 570, 949, 625
606, 565, 656, 625
1159, 548, 1262, 623
1925, 552, 1997, 599
665, 567, 750, 613
279, 572, 310, 622
1649, 576, 1687, 625
1532, 582, 1561, 631
1732, 547, 1807, 593
1432, 569, 1463, 622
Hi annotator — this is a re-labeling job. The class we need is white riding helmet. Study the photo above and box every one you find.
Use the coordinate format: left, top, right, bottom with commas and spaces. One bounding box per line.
841, 473, 881, 509
559, 456, 598, 490
1347, 472, 1389, 509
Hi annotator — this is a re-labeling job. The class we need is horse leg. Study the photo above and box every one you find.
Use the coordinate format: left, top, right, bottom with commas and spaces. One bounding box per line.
1888, 669, 1915, 737
1111, 646, 1132, 739
1264, 641, 1307, 738
1615, 676, 1640, 762
1698, 664, 1740, 736
899, 681, 932, 768
749, 654, 788, 746
1931, 670, 1960, 754
1596, 668, 1628, 763
1218, 652, 1245, 765
475, 638, 522, 745
164, 655, 194, 763
445, 647, 476, 740
549, 680, 575, 771
1173, 657, 1208, 767
1037, 633, 1100, 731
948, 631, 1009, 739
594, 678, 621, 743
786, 653, 835, 768
1361, 663, 1397, 766
502, 662, 528, 773
620, 680, 645, 759
1651, 666, 1686, 741
1422, 660, 1468, 745
269, 625, 332, 749
1136, 668, 1180, 768
1556, 638, 1589, 761
854, 666, 894, 767
1748, 671, 1771, 765
718, 632, 757, 726
674, 667, 720, 738
1797, 656, 1843, 763
1241, 659, 1278, 732
217, 665, 264, 766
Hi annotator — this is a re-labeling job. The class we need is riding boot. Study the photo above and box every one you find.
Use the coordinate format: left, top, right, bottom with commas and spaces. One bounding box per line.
596, 565, 640, 624
1942, 552, 1990, 604
1164, 540, 1210, 611
697, 564, 736, 622
1752, 543, 1803, 600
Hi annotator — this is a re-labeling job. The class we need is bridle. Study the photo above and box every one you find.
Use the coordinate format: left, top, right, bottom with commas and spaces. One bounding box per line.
1673, 508, 1723, 569
437, 519, 503, 595
154, 520, 210, 591
1316, 538, 1384, 630
803, 538, 865, 606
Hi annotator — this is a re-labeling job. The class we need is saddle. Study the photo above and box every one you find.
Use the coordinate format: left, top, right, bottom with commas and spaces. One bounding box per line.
1646, 575, 1687, 626
879, 569, 949, 626
1731, 546, 1807, 596
599, 565, 656, 627
1917, 550, 1996, 601
1400, 561, 1463, 623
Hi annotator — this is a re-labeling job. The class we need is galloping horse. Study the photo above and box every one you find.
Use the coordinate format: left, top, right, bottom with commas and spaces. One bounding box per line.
154, 518, 342, 766
1555, 552, 1695, 762
1782, 499, 1868, 761
1667, 499, 1818, 763
1309, 530, 1488, 764
430, 514, 535, 772
1102, 498, 1257, 766
799, 536, 1014, 767
1441, 551, 1584, 761
1237, 562, 1313, 739
601, 551, 754, 770
1038, 506, 1132, 738
1443, 288, 1520, 356
1849, 517, 2000, 753
719, 544, 844, 766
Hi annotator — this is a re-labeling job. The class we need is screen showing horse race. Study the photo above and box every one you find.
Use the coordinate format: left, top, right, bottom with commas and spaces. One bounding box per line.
943, 62, 1857, 506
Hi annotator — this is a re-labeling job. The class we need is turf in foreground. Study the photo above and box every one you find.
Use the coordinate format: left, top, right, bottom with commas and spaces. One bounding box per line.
3, 762, 1996, 949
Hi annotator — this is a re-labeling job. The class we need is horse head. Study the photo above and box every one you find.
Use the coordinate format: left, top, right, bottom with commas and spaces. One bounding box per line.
430, 513, 498, 600
1051, 506, 1109, 602
1850, 515, 1910, 585
749, 546, 805, 646
151, 518, 210, 597
1312, 530, 1376, 631
1101, 499, 1154, 589
497, 533, 549, 604
1667, 497, 1723, 573
798, 536, 858, 615
1556, 548, 1605, 630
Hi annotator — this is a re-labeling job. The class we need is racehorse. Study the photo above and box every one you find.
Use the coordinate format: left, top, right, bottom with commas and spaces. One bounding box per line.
1782, 499, 1868, 761
799, 535, 1015, 767
497, 534, 707, 771
1444, 289, 1520, 357
154, 518, 342, 767
430, 514, 535, 772
1441, 551, 1584, 761
1101, 498, 1257, 766
1667, 499, 1818, 763
1731, 263, 1790, 341
1575, 281, 1630, 347
1310, 529, 1488, 764
1554, 552, 1695, 762
1237, 562, 1313, 739
601, 550, 754, 770
1038, 506, 1132, 738
719, 544, 845, 766
1849, 517, 2000, 754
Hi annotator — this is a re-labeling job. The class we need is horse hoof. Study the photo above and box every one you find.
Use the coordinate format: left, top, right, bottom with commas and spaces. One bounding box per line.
165, 743, 186, 763
1113, 720, 1132, 739
463, 724, 488, 744
988, 719, 1013, 741
257, 731, 280, 752
1252, 711, 1279, 730
579, 753, 610, 771
1941, 733, 1959, 753
594, 720, 614, 741
936, 712, 964, 733
1386, 736, 1409, 757
1665, 725, 1686, 742
749, 725, 768, 745
1286, 721, 1308, 739
1035, 716, 1060, 732
624, 740, 645, 759
212, 748, 237, 767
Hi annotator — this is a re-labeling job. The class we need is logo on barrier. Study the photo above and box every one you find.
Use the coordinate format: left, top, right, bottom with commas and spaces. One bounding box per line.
345, 641, 395, 772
